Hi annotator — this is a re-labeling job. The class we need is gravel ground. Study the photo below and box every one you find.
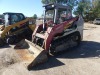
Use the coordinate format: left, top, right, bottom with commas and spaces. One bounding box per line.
0, 23, 100, 75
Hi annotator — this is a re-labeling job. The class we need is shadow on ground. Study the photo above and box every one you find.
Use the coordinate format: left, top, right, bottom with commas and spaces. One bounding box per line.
57, 41, 100, 59
30, 41, 100, 70
29, 57, 65, 71
0, 44, 11, 49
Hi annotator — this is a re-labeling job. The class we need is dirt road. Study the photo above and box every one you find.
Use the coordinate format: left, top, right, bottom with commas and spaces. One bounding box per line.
0, 23, 100, 75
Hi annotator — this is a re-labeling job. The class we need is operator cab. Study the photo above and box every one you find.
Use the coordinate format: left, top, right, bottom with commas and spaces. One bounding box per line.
3, 12, 26, 26
2, 12, 27, 32
43, 3, 72, 25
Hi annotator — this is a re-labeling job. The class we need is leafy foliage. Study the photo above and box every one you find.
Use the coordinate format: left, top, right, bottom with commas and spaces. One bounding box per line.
0, 15, 4, 19
41, 0, 100, 21
92, 0, 100, 18
84, 0, 100, 21
74, 0, 91, 17
41, 0, 78, 9
33, 14, 37, 19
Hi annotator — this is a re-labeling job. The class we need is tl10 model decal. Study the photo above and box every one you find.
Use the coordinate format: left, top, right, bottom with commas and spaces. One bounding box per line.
64, 21, 73, 30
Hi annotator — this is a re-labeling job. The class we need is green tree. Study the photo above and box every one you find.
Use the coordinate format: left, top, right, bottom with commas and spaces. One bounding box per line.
41, 0, 78, 9
42, 0, 67, 4
0, 14, 4, 19
74, 0, 91, 17
92, 0, 100, 18
33, 14, 37, 19
74, 0, 100, 21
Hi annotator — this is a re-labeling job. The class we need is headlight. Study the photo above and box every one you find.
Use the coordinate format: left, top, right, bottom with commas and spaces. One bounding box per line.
52, 5, 54, 7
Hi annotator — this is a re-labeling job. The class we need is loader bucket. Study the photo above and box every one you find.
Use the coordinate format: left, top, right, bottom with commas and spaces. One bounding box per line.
14, 39, 48, 69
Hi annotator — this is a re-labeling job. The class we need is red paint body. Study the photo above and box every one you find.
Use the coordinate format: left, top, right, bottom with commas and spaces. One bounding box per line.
32, 17, 78, 51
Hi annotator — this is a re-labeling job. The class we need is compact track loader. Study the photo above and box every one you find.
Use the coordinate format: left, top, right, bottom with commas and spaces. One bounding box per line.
14, 3, 84, 69
0, 12, 35, 47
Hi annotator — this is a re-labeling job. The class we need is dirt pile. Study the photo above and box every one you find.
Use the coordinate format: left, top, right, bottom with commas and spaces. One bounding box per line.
0, 48, 20, 70
0, 48, 32, 75
0, 63, 32, 75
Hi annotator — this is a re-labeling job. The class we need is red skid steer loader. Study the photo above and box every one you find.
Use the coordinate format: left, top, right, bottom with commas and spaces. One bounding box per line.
14, 3, 84, 69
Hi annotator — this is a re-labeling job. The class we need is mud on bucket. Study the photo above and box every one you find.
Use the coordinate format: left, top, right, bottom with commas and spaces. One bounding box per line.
14, 39, 30, 49
14, 39, 48, 69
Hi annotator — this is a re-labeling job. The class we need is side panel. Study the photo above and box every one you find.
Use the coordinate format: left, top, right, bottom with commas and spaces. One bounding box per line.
45, 17, 80, 50
76, 16, 84, 40
1, 18, 30, 38
29, 25, 36, 32
63, 18, 77, 30
45, 24, 64, 50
